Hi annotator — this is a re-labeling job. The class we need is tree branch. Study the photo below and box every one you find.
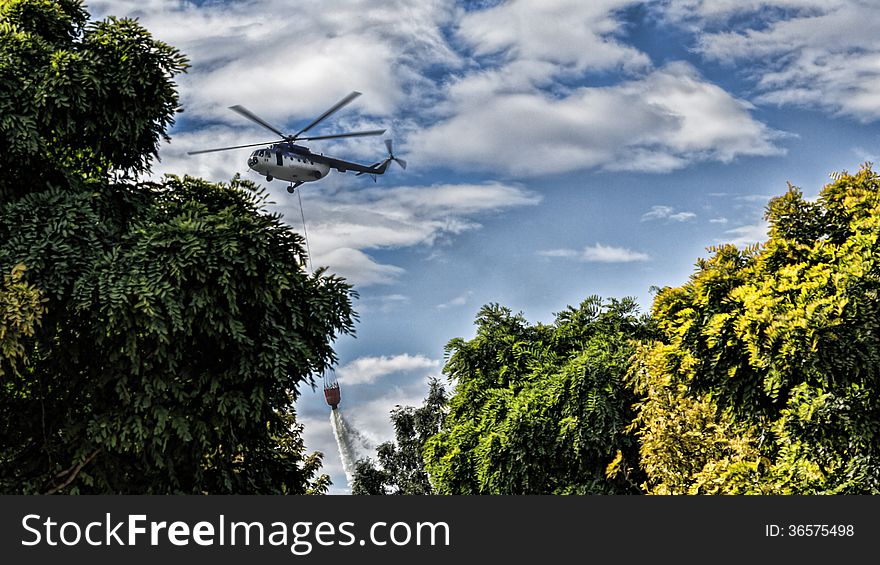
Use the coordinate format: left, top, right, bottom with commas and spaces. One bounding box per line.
45, 448, 102, 495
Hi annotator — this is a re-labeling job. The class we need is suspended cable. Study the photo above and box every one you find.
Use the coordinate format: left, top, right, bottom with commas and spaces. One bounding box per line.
297, 189, 313, 273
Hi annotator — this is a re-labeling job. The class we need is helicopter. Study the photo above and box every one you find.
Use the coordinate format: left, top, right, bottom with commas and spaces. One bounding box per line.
187, 91, 406, 193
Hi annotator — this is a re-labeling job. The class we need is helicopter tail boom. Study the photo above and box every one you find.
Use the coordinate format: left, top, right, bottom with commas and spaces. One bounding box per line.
355, 139, 406, 177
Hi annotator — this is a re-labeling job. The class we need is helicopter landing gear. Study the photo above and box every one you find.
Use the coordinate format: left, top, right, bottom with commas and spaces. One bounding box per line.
287, 181, 304, 194
266, 175, 273, 182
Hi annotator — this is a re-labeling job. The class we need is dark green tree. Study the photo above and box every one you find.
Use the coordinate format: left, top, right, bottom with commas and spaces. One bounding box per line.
352, 378, 447, 495
632, 165, 880, 494
0, 1, 355, 494
1, 0, 186, 199
424, 297, 650, 494
351, 459, 391, 496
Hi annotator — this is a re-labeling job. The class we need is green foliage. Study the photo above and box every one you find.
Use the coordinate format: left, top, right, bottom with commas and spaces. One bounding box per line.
0, 1, 350, 494
632, 165, 880, 494
0, 0, 188, 199
351, 459, 391, 496
0, 176, 353, 493
424, 297, 650, 494
352, 378, 447, 495
0, 263, 45, 379
7, 0, 878, 498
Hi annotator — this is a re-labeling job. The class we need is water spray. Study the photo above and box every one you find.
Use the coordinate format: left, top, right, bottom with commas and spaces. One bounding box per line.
324, 371, 372, 488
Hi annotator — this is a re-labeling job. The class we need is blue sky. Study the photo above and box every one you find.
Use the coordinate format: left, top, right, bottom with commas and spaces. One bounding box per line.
90, 0, 880, 492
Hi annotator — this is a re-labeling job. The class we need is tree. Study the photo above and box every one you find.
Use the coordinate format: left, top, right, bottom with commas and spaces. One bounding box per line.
352, 378, 447, 495
631, 165, 880, 494
0, 1, 355, 494
1, 0, 187, 200
0, 264, 45, 379
0, 175, 356, 494
424, 297, 651, 494
351, 459, 391, 496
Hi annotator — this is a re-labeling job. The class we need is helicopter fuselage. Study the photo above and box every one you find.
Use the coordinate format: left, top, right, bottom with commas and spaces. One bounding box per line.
248, 144, 331, 184
186, 92, 404, 189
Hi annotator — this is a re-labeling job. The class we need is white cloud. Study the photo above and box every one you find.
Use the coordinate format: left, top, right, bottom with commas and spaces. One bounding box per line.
356, 293, 410, 314
852, 146, 879, 164
722, 221, 770, 248
660, 0, 833, 23
736, 194, 776, 203
539, 243, 650, 263
278, 182, 540, 286
337, 353, 440, 386
90, 0, 461, 124
317, 248, 406, 287
666, 1, 880, 122
539, 249, 580, 259
457, 0, 650, 74
149, 126, 256, 181
94, 0, 786, 181
709, 217, 729, 224
437, 290, 473, 310
411, 63, 783, 175
641, 205, 697, 222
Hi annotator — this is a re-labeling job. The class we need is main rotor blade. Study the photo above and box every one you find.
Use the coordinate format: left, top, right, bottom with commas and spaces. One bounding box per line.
186, 140, 279, 155
292, 91, 361, 139
229, 105, 287, 139
298, 129, 386, 141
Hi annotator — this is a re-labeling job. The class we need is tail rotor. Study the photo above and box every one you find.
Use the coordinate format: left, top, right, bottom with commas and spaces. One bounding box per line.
384, 139, 407, 170
356, 139, 406, 180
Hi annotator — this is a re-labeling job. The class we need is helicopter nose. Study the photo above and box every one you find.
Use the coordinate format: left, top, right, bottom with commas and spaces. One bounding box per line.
248, 155, 258, 167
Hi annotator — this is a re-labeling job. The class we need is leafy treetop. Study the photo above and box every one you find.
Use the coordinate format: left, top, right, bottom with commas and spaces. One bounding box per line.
424, 297, 651, 494
352, 377, 448, 495
0, 0, 188, 200
632, 165, 880, 494
0, 1, 354, 494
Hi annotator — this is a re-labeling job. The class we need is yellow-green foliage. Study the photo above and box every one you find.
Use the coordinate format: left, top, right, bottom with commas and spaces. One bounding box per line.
630, 343, 767, 494
0, 264, 45, 378
633, 165, 880, 494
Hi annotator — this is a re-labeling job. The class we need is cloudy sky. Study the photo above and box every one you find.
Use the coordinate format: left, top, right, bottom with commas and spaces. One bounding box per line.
89, 0, 880, 492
